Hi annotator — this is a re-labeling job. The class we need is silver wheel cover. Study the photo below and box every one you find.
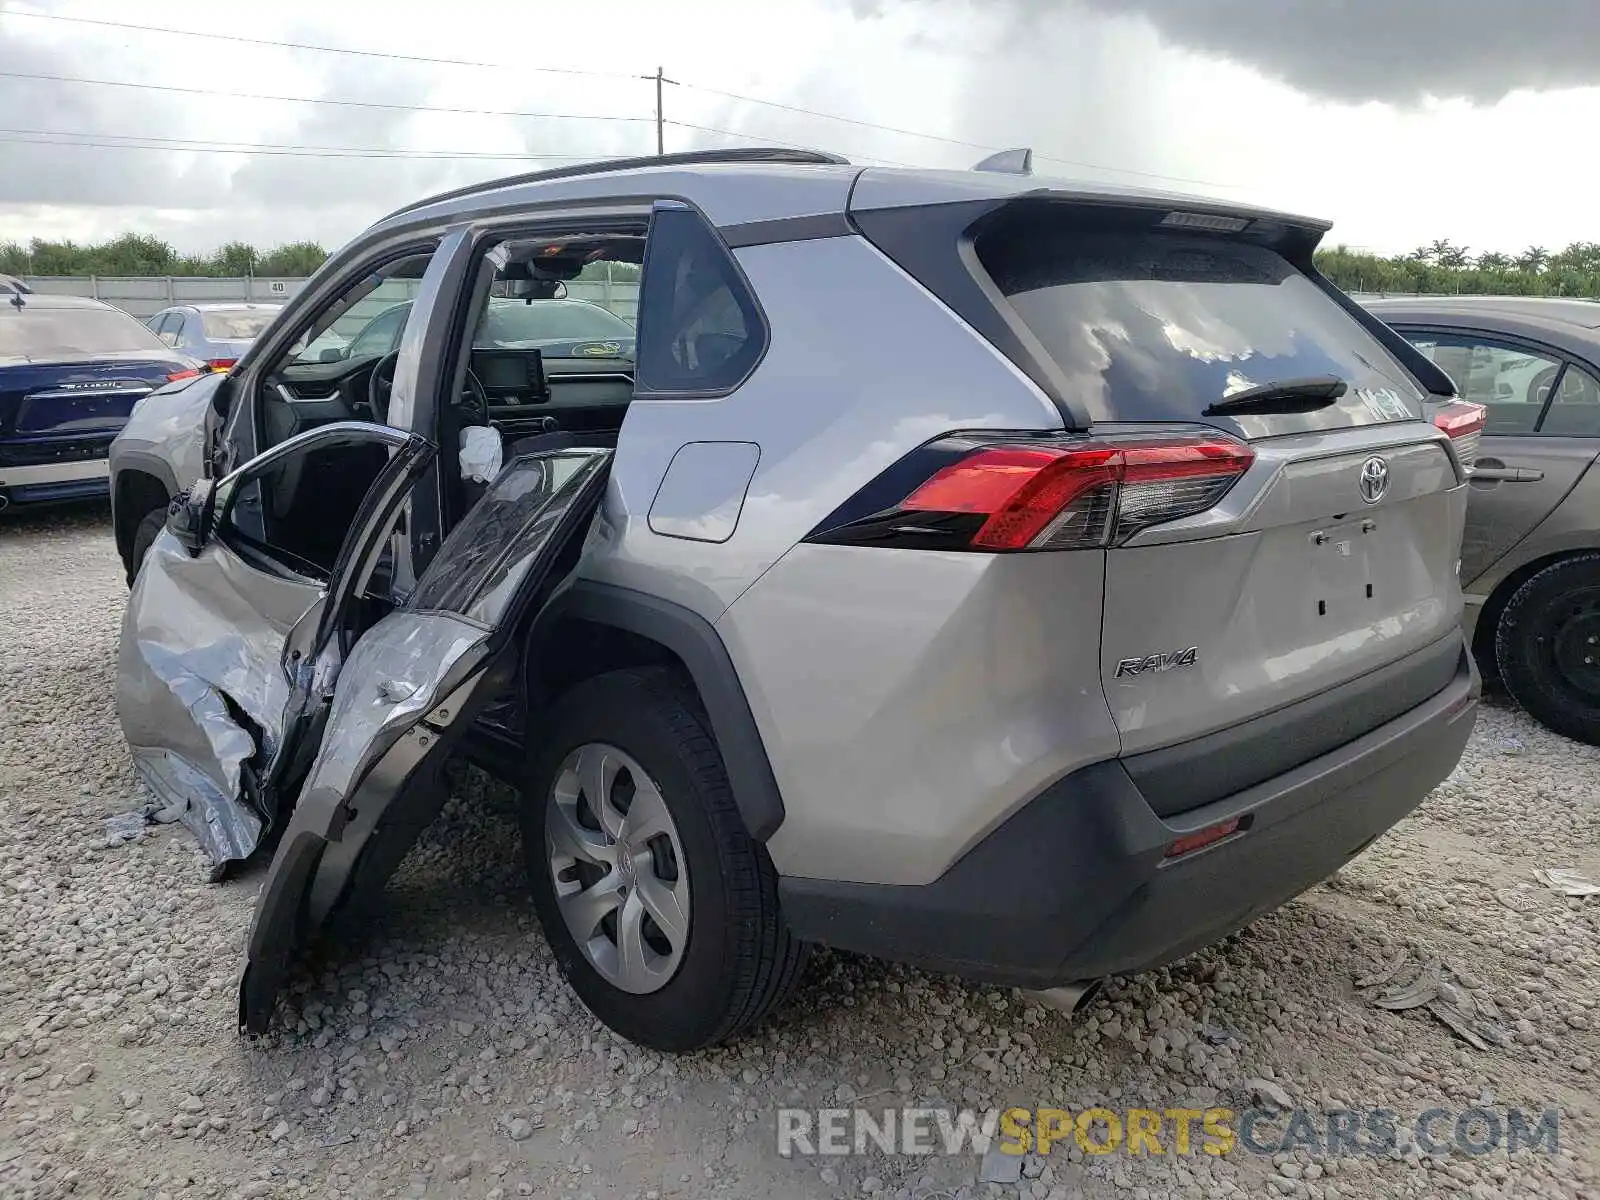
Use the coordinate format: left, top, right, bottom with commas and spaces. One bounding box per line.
545, 743, 690, 994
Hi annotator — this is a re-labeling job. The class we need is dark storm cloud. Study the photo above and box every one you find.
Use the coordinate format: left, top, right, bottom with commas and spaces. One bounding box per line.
856, 0, 1600, 104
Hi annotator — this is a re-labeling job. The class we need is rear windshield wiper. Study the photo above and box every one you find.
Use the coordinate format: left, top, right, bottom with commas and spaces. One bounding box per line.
1204, 375, 1348, 417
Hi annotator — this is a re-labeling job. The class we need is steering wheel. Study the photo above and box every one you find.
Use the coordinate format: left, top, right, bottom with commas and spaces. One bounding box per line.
368, 350, 490, 426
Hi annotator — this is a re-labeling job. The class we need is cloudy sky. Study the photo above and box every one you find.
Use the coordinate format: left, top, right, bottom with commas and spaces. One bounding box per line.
2, 0, 1598, 259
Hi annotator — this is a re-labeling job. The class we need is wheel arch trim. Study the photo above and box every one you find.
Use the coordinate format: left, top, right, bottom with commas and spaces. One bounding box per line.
534, 581, 786, 842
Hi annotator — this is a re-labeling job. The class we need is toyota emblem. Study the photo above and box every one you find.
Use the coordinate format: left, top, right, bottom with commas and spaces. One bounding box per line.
1358, 456, 1390, 504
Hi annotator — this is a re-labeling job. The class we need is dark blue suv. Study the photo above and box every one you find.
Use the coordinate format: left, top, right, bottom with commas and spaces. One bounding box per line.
1, 280, 203, 510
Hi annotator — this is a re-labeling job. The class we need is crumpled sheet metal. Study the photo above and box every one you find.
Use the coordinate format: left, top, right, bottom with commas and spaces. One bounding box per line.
129, 748, 262, 873
1355, 950, 1509, 1051
116, 536, 313, 872
298, 610, 486, 805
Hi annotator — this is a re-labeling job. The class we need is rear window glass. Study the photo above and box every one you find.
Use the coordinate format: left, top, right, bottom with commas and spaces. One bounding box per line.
0, 306, 169, 358
476, 300, 633, 349
981, 232, 1425, 434
200, 309, 278, 339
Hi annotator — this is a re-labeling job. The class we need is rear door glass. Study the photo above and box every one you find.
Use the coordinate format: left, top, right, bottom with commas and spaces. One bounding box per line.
980, 231, 1427, 438
1539, 363, 1600, 436
1406, 335, 1559, 435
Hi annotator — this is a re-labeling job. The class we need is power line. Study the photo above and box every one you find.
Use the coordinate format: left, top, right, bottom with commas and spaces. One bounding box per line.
3, 10, 1245, 189
673, 80, 997, 152
1, 9, 636, 79
0, 130, 589, 162
0, 69, 652, 126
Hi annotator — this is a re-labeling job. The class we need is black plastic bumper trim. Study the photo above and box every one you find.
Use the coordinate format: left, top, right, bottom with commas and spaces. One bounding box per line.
779, 641, 1478, 987
1123, 632, 1465, 818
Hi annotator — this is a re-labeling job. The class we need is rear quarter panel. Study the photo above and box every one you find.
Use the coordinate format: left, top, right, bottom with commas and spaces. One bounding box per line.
581, 232, 1065, 623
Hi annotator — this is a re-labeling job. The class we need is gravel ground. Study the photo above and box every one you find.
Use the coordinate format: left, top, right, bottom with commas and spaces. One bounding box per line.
1, 503, 1597, 1200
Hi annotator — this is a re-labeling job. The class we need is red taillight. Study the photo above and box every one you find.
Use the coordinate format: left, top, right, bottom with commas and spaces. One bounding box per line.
207, 358, 237, 372
1164, 816, 1244, 860
895, 434, 1254, 551
166, 368, 202, 382
1432, 399, 1485, 469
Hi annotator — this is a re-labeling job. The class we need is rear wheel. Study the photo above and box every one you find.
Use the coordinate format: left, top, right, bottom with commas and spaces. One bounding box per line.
1496, 554, 1600, 745
126, 506, 167, 587
521, 667, 806, 1051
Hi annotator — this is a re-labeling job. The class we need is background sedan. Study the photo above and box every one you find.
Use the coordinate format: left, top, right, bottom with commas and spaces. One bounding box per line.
1366, 295, 1600, 744
146, 302, 282, 371
2, 285, 204, 510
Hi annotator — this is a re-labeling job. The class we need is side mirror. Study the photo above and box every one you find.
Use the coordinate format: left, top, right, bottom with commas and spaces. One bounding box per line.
319, 347, 345, 363
166, 480, 218, 557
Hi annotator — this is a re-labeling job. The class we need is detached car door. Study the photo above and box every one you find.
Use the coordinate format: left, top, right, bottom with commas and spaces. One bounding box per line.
118, 421, 434, 874
239, 444, 613, 1034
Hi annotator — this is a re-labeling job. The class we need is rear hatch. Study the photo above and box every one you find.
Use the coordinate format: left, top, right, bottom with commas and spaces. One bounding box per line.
0, 356, 190, 440
969, 203, 1471, 814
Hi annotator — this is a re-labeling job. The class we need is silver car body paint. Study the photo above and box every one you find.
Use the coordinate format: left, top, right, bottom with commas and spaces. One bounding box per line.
117, 422, 432, 868
581, 233, 1062, 625
1363, 298, 1600, 647
117, 533, 323, 863
110, 372, 217, 492
106, 152, 1478, 1030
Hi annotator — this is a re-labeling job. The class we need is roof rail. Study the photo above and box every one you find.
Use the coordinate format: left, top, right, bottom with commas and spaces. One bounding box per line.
382, 147, 851, 222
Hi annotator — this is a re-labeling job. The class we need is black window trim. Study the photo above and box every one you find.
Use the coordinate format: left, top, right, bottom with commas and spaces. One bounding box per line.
235, 240, 444, 460
632, 199, 771, 402
1389, 323, 1586, 435
212, 421, 419, 584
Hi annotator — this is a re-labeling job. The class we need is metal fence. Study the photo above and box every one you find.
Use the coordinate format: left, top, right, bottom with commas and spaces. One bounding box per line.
17, 267, 641, 325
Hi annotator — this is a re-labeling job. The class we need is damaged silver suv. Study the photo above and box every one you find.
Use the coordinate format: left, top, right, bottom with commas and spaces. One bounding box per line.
111, 148, 1482, 1052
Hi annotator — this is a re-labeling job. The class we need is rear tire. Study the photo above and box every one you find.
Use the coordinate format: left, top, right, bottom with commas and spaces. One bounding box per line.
520, 667, 807, 1051
126, 507, 167, 588
1495, 553, 1600, 745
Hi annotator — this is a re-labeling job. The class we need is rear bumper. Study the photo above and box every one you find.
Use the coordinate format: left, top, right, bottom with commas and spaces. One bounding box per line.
0, 450, 111, 504
779, 638, 1479, 987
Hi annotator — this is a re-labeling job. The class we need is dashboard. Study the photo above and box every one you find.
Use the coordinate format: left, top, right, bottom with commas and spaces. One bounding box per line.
263, 348, 637, 447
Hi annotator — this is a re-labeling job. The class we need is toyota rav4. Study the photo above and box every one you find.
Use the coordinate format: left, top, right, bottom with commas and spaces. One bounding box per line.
109, 147, 1482, 1052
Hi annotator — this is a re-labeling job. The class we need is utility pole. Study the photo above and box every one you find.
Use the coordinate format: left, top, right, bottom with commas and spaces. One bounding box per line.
640, 66, 674, 156
655, 66, 665, 154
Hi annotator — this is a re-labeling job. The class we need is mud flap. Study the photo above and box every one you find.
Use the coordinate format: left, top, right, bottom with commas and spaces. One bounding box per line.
238, 445, 613, 1034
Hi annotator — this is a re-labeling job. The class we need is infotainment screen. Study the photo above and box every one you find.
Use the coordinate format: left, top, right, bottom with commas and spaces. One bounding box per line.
471, 349, 549, 401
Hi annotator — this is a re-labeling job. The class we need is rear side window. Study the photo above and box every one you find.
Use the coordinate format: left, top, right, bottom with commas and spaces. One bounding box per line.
0, 306, 170, 357
1542, 364, 1600, 436
635, 207, 764, 395
1405, 335, 1558, 434
980, 230, 1426, 435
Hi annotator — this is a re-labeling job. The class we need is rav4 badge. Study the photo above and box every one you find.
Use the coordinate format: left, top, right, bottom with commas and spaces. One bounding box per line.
1115, 647, 1199, 678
